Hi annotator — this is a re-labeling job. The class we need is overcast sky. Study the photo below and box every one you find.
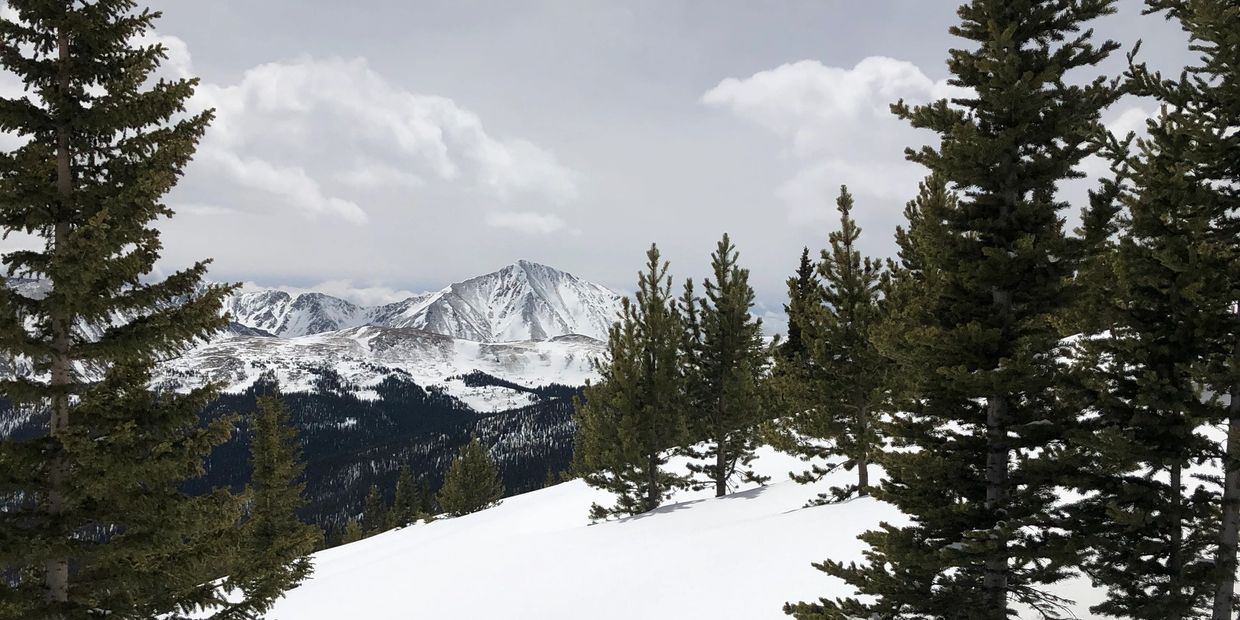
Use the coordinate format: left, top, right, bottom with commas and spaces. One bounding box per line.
44, 2, 1202, 320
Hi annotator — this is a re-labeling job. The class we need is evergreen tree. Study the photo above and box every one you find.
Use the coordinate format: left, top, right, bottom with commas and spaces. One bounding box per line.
1123, 3, 1240, 618
436, 436, 504, 517
0, 2, 247, 617
680, 234, 771, 497
767, 188, 887, 504
806, 187, 885, 498
392, 465, 420, 526
361, 484, 388, 535
224, 395, 320, 618
340, 519, 364, 545
1067, 104, 1221, 620
790, 2, 1122, 617
779, 247, 816, 361
574, 244, 687, 519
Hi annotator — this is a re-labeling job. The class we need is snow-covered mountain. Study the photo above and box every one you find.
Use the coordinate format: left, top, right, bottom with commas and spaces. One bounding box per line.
170, 261, 621, 410
225, 260, 622, 342
4, 261, 621, 412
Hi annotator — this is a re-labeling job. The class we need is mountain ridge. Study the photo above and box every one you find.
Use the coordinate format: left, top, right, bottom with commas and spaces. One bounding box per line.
225, 260, 622, 343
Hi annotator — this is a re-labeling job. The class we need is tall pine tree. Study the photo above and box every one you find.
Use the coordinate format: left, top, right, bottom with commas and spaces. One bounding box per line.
1122, 2, 1240, 617
0, 2, 251, 617
574, 244, 687, 519
790, 2, 1122, 617
680, 234, 770, 497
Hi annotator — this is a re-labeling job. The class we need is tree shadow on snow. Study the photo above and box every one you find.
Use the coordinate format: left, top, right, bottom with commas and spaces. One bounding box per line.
619, 484, 772, 522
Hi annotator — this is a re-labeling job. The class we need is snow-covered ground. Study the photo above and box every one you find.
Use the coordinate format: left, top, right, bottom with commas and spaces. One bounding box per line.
267, 448, 1110, 619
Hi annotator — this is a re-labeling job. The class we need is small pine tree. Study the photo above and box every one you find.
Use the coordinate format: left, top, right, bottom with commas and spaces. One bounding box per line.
341, 519, 365, 545
437, 436, 504, 517
573, 245, 688, 519
779, 247, 817, 361
223, 395, 320, 618
392, 465, 420, 526
361, 484, 388, 535
777, 187, 886, 502
680, 234, 771, 496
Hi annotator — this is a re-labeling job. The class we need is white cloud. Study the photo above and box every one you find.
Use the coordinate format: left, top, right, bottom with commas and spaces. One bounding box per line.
335, 164, 425, 190
175, 56, 578, 225
484, 211, 570, 235
703, 57, 965, 226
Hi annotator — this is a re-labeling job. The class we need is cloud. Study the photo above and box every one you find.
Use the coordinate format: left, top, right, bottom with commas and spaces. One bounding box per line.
173, 56, 578, 225
703, 57, 965, 227
484, 211, 570, 235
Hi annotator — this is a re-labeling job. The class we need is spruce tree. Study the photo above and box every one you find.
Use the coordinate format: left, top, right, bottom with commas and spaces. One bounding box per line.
1068, 104, 1221, 620
680, 234, 770, 497
790, 2, 1121, 617
811, 187, 885, 497
436, 436, 504, 517
0, 2, 248, 618
223, 395, 320, 618
573, 244, 687, 519
779, 247, 816, 361
1122, 3, 1240, 617
392, 465, 420, 526
340, 519, 364, 545
361, 484, 388, 535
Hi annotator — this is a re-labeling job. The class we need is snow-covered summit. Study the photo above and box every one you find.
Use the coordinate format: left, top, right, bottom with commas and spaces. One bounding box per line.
225, 260, 622, 343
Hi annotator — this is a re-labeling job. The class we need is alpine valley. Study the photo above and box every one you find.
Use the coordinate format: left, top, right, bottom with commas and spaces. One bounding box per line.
0, 260, 622, 535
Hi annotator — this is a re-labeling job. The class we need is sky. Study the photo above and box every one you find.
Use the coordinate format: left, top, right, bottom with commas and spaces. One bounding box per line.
5, 1, 1198, 322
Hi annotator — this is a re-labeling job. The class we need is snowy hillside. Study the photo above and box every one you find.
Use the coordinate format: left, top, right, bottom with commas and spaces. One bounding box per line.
158, 329, 604, 411
226, 260, 622, 342
266, 448, 1108, 620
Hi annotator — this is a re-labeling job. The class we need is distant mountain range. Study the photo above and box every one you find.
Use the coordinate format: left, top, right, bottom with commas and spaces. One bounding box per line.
159, 260, 622, 412
224, 259, 621, 342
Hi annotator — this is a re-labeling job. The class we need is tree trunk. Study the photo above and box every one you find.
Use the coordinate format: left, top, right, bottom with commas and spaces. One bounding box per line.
1213, 306, 1240, 620
715, 439, 726, 498
45, 23, 72, 609
645, 452, 659, 512
857, 402, 870, 497
983, 282, 1013, 616
984, 392, 1010, 615
1170, 461, 1184, 620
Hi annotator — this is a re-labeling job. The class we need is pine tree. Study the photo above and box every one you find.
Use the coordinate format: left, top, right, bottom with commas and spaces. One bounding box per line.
680, 234, 771, 497
1067, 104, 1222, 620
436, 436, 504, 517
0, 2, 248, 618
392, 465, 420, 526
790, 2, 1122, 617
810, 187, 885, 498
224, 395, 320, 618
361, 484, 388, 535
340, 519, 364, 545
1122, 3, 1240, 618
574, 244, 687, 519
779, 247, 816, 361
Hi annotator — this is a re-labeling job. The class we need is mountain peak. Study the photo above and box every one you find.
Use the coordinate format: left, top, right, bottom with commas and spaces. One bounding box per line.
225, 262, 622, 343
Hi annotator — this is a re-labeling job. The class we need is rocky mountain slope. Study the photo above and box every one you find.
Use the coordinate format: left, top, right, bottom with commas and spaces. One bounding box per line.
224, 260, 622, 343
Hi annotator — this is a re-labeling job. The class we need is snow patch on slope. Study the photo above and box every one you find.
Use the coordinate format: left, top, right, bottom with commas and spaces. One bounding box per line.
263, 447, 1110, 620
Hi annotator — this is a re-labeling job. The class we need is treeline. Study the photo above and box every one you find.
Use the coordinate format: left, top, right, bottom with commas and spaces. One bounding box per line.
574, 1, 1240, 619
